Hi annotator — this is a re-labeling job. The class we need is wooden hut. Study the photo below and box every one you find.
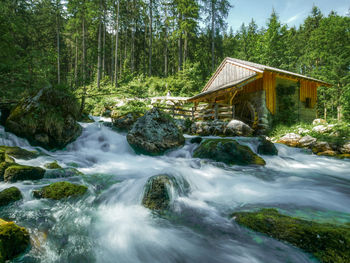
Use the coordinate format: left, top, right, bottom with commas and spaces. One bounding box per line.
188, 57, 331, 132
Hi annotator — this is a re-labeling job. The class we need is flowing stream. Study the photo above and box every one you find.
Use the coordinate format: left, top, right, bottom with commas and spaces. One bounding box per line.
1, 119, 350, 263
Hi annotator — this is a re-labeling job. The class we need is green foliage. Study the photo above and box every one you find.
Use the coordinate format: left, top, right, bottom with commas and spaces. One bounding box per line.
33, 181, 87, 200
233, 208, 350, 263
113, 100, 149, 118
273, 84, 298, 125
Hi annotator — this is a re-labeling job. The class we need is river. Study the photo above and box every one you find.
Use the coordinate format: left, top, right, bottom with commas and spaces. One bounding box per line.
1, 119, 350, 263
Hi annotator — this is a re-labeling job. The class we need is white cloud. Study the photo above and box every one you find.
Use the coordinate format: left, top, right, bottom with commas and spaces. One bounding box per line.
286, 11, 304, 24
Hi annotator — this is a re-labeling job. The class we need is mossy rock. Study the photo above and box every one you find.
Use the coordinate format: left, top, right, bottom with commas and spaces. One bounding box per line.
44, 168, 83, 178
44, 161, 62, 169
190, 137, 202, 144
0, 146, 39, 160
33, 181, 87, 200
193, 139, 266, 166
142, 175, 173, 211
0, 219, 30, 262
4, 165, 45, 182
0, 187, 22, 207
0, 150, 14, 164
257, 136, 278, 156
0, 162, 13, 181
232, 209, 350, 263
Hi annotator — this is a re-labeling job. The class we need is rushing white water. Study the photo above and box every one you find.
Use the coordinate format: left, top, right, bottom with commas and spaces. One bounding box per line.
1, 120, 350, 263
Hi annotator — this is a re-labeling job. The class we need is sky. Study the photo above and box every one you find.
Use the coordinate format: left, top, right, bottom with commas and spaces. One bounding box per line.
227, 0, 350, 31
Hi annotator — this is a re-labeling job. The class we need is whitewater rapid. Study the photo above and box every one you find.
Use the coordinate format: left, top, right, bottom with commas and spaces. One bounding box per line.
1, 120, 350, 263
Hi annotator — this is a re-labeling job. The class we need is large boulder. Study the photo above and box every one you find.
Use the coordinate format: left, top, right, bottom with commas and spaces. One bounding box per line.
0, 187, 22, 207
312, 125, 331, 134
127, 108, 185, 155
257, 136, 278, 155
340, 141, 350, 154
3, 165, 45, 182
33, 181, 87, 200
111, 112, 143, 131
142, 175, 174, 211
276, 133, 301, 147
224, 120, 253, 136
232, 209, 350, 263
0, 146, 39, 160
5, 87, 82, 150
298, 135, 317, 148
193, 139, 265, 166
0, 219, 30, 262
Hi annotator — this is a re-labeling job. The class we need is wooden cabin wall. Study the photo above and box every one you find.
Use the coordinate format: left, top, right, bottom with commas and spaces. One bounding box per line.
240, 78, 263, 94
263, 72, 276, 114
300, 80, 317, 108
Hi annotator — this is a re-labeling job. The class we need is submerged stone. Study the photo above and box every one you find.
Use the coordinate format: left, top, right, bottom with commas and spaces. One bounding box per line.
193, 139, 265, 166
257, 136, 278, 155
142, 175, 174, 211
44, 168, 83, 178
0, 187, 22, 207
232, 209, 350, 263
33, 181, 87, 200
0, 219, 30, 262
190, 136, 202, 144
0, 146, 39, 160
3, 165, 45, 182
127, 108, 185, 155
44, 161, 62, 169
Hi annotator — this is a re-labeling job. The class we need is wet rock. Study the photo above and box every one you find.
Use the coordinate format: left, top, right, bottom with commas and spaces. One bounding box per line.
276, 133, 301, 147
3, 165, 45, 182
0, 149, 14, 163
0, 187, 22, 207
112, 112, 143, 131
44, 161, 62, 169
44, 168, 83, 178
257, 136, 278, 155
5, 87, 82, 150
340, 141, 350, 154
142, 175, 173, 211
232, 208, 350, 263
0, 146, 39, 160
317, 150, 338, 157
224, 120, 253, 136
312, 141, 332, 154
190, 137, 202, 144
193, 139, 265, 166
127, 108, 185, 155
298, 135, 317, 148
312, 118, 327, 125
0, 219, 30, 262
33, 181, 87, 200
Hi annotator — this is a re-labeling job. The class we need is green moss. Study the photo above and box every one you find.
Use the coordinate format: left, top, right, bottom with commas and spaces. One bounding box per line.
142, 175, 172, 211
0, 162, 14, 181
193, 139, 266, 166
33, 181, 87, 200
0, 219, 30, 261
232, 209, 350, 263
44, 161, 62, 169
4, 165, 45, 182
257, 137, 278, 156
0, 187, 22, 207
0, 146, 39, 160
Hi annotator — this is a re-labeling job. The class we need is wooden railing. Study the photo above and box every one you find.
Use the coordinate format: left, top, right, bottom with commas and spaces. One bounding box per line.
156, 103, 235, 121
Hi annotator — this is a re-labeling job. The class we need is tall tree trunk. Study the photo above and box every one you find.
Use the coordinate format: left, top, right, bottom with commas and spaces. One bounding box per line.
211, 0, 215, 71
164, 6, 168, 77
111, 29, 114, 84
178, 14, 183, 71
149, 0, 152, 76
102, 22, 106, 78
131, 0, 136, 73
97, 0, 102, 89
184, 30, 188, 64
56, 0, 60, 84
114, 0, 120, 88
74, 35, 78, 87
80, 14, 87, 115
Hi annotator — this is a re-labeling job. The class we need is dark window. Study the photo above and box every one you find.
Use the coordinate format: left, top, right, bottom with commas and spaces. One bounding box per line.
305, 97, 312, 108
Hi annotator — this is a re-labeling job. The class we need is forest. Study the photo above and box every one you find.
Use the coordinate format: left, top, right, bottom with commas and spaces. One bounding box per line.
1, 0, 350, 120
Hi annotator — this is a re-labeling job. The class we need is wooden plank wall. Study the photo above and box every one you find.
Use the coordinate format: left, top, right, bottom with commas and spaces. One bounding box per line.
263, 72, 276, 114
241, 78, 263, 94
300, 80, 317, 108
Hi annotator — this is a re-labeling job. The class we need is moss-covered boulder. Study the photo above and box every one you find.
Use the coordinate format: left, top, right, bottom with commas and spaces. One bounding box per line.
232, 209, 350, 263
190, 136, 202, 144
142, 175, 174, 211
0, 149, 14, 164
0, 146, 39, 160
44, 161, 62, 169
0, 219, 30, 262
257, 136, 278, 155
5, 87, 82, 150
193, 139, 266, 166
33, 181, 87, 200
127, 108, 185, 155
0, 187, 22, 207
3, 165, 45, 182
112, 112, 143, 131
